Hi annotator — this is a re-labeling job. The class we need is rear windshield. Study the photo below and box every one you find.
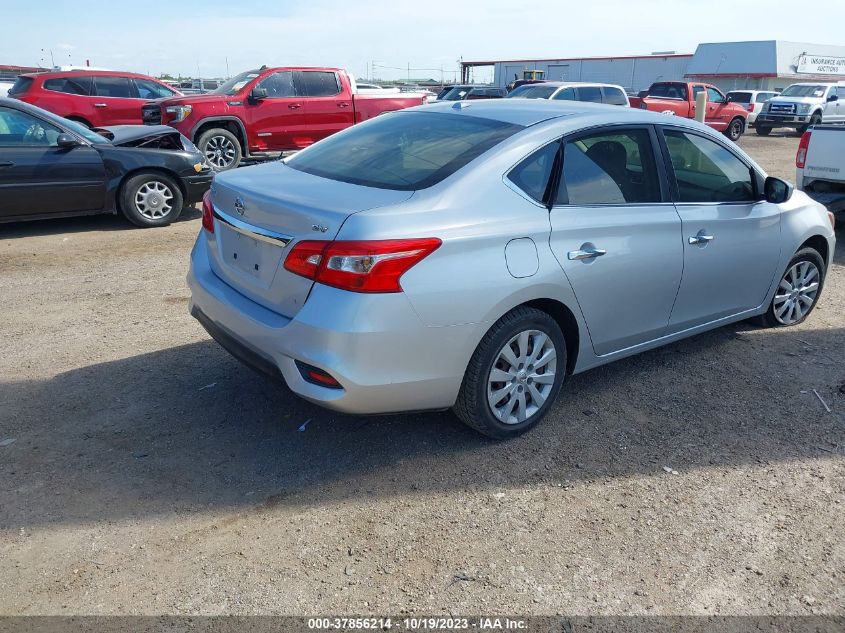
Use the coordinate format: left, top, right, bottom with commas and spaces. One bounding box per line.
9, 76, 33, 95
727, 92, 752, 103
648, 83, 688, 100
508, 84, 557, 99
286, 111, 523, 191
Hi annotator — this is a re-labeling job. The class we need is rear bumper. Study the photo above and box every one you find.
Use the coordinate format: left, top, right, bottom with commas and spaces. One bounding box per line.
187, 235, 480, 415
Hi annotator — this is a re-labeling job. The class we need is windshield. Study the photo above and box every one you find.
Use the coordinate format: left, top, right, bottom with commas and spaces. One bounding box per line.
780, 84, 829, 97
62, 117, 109, 143
440, 87, 473, 101
210, 70, 261, 96
286, 111, 523, 191
507, 84, 557, 99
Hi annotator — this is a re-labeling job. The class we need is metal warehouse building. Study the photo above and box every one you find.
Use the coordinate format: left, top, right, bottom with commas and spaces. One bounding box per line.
462, 40, 845, 93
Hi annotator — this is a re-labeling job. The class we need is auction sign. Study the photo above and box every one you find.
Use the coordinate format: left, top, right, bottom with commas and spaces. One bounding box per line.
797, 54, 845, 75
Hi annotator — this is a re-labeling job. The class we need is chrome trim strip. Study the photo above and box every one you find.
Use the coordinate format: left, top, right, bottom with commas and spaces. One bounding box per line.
212, 208, 293, 246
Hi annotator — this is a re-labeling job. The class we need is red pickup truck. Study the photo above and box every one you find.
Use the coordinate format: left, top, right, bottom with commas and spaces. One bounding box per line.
143, 67, 428, 170
629, 81, 748, 141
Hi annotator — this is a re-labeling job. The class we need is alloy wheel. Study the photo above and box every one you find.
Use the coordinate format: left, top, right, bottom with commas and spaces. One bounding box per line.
134, 181, 174, 219
205, 135, 237, 169
773, 261, 820, 325
487, 329, 557, 425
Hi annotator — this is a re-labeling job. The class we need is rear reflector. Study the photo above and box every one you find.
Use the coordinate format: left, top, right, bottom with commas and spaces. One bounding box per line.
796, 130, 812, 168
284, 238, 441, 293
295, 361, 342, 389
201, 191, 214, 233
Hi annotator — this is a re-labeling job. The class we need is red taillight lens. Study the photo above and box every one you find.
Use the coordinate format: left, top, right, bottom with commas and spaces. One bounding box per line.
796, 131, 812, 168
201, 191, 214, 233
747, 103, 754, 112
284, 238, 441, 293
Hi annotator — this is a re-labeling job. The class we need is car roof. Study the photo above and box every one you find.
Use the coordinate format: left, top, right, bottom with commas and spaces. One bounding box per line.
418, 98, 693, 127
23, 70, 159, 80
532, 81, 625, 88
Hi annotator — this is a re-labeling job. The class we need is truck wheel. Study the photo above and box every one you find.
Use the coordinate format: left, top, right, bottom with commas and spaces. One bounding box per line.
755, 125, 772, 136
725, 117, 745, 141
799, 112, 822, 134
197, 128, 242, 171
120, 172, 184, 228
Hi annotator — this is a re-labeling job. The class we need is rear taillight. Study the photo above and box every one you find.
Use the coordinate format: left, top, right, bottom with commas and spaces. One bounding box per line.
283, 238, 441, 293
747, 103, 754, 112
796, 131, 812, 168
201, 191, 214, 233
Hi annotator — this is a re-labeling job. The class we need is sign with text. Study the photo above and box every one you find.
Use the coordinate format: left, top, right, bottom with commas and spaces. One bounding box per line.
797, 55, 845, 75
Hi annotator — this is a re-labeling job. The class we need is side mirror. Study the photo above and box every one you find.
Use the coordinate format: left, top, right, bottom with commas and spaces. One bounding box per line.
827, 94, 838, 102
56, 133, 79, 149
250, 87, 268, 101
764, 176, 793, 204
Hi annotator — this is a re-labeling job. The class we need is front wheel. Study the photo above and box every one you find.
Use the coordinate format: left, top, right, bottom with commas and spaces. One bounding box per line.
755, 248, 826, 328
755, 125, 772, 136
798, 112, 822, 134
120, 172, 184, 227
453, 307, 566, 439
197, 128, 242, 171
725, 117, 745, 141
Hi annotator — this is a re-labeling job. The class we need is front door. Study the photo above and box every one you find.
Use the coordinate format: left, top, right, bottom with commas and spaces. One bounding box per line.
243, 71, 305, 151
0, 106, 106, 220
91, 75, 143, 125
297, 70, 353, 144
660, 127, 781, 332
704, 87, 733, 131
548, 126, 683, 356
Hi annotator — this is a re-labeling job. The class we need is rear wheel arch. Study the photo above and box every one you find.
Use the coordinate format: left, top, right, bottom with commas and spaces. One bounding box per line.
518, 298, 580, 376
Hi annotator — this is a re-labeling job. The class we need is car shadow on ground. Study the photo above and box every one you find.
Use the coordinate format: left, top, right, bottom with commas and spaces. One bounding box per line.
0, 206, 201, 239
2, 321, 842, 531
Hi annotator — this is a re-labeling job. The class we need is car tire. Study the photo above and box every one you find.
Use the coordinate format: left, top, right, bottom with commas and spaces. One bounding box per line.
755, 125, 772, 136
453, 306, 567, 439
799, 112, 822, 134
197, 128, 242, 171
753, 247, 826, 328
725, 117, 745, 141
120, 172, 184, 228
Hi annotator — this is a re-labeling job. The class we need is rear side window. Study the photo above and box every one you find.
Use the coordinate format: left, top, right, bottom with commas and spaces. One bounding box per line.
94, 76, 136, 98
287, 111, 523, 191
556, 129, 661, 205
257, 71, 296, 97
134, 78, 175, 99
727, 92, 752, 104
8, 77, 33, 95
603, 87, 628, 105
578, 86, 602, 103
43, 76, 94, 95
297, 71, 340, 97
552, 87, 577, 101
663, 130, 755, 203
649, 83, 688, 100
507, 142, 559, 203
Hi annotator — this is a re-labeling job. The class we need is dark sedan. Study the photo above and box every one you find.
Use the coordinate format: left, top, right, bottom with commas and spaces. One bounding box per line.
0, 97, 213, 227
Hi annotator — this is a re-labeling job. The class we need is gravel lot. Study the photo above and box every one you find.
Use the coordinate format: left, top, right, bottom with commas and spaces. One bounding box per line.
1, 132, 843, 616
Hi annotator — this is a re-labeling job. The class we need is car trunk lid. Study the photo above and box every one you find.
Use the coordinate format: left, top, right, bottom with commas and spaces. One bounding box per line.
205, 161, 413, 317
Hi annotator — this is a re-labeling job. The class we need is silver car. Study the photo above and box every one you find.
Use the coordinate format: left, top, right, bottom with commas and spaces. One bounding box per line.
188, 100, 836, 438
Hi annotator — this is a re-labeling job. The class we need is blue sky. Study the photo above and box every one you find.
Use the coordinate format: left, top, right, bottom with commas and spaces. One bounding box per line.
2, 0, 841, 81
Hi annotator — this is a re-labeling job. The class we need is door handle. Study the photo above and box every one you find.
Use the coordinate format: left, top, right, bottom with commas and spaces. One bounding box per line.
338, 102, 350, 108
568, 247, 607, 260
688, 233, 715, 245
288, 103, 301, 109
94, 103, 108, 107
0, 161, 13, 168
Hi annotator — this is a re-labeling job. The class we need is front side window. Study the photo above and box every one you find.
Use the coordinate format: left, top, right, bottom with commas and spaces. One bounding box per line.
0, 107, 62, 146
663, 130, 755, 203
578, 86, 602, 103
43, 76, 93, 96
603, 87, 628, 106
257, 71, 296, 98
706, 87, 725, 103
557, 129, 661, 205
507, 142, 558, 203
135, 78, 175, 99
287, 111, 523, 191
297, 71, 340, 97
94, 76, 135, 98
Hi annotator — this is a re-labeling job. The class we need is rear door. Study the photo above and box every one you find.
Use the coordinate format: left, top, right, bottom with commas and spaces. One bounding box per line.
659, 126, 781, 330
91, 75, 143, 125
298, 70, 353, 144
0, 106, 105, 220
242, 71, 305, 151
547, 125, 683, 355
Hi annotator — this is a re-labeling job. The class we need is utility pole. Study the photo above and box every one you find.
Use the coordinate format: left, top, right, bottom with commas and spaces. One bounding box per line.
407, 63, 410, 85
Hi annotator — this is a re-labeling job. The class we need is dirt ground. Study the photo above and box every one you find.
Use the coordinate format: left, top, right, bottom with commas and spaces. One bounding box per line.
0, 131, 843, 616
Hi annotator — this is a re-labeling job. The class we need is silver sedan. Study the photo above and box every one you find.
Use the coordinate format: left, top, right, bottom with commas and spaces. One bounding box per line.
188, 100, 836, 438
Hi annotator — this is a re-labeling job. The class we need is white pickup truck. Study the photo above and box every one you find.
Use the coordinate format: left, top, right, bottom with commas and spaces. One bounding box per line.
796, 125, 845, 219
756, 82, 845, 135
